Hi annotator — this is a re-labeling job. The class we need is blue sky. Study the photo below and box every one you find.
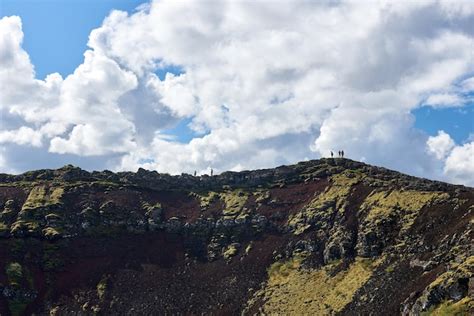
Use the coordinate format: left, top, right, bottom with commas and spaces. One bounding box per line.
1, 0, 143, 79
0, 0, 473, 185
414, 104, 473, 144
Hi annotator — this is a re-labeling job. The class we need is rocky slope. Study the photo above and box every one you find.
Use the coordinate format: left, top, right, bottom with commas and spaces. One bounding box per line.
0, 158, 472, 315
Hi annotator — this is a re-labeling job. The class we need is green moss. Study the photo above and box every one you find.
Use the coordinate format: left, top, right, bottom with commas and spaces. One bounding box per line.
221, 190, 248, 216
195, 191, 219, 210
21, 186, 47, 210
10, 220, 41, 235
259, 257, 379, 314
361, 190, 448, 232
6, 262, 23, 286
428, 256, 474, 289
421, 298, 473, 316
42, 227, 62, 239
223, 244, 239, 260
194, 189, 249, 216
254, 190, 271, 203
0, 221, 8, 232
21, 185, 64, 211
268, 256, 304, 284
385, 264, 395, 273
97, 275, 109, 300
49, 187, 64, 204
5, 261, 35, 315
143, 202, 162, 214
245, 242, 253, 255
288, 172, 360, 235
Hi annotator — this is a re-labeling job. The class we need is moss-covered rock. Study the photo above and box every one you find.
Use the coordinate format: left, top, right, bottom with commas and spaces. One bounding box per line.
408, 256, 474, 314
21, 186, 64, 211
143, 202, 163, 230
356, 190, 450, 257
288, 172, 360, 235
248, 257, 380, 315
222, 243, 240, 261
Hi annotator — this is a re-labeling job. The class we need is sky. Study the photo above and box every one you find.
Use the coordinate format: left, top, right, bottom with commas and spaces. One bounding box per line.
0, 0, 473, 186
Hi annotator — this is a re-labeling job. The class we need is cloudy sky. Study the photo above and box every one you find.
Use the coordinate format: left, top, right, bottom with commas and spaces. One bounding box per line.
0, 0, 473, 186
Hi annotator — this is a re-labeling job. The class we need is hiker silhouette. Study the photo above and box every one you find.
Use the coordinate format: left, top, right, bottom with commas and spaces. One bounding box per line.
341, 150, 344, 158
211, 169, 214, 176
330, 151, 334, 158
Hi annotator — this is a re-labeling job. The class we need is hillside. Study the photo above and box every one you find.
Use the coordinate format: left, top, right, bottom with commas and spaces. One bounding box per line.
0, 158, 472, 315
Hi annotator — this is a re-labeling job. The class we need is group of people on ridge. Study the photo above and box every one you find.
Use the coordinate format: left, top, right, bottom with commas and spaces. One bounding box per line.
194, 169, 213, 177
330, 150, 344, 158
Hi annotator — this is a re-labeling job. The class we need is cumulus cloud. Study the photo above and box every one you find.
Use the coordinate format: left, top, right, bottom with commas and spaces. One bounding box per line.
426, 130, 474, 186
0, 127, 43, 147
425, 93, 465, 108
427, 130, 456, 160
1, 0, 474, 186
444, 142, 474, 186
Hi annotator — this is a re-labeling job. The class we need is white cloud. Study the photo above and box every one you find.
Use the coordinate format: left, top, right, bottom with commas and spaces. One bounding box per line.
147, 73, 198, 118
1, 1, 474, 186
460, 77, 474, 92
425, 93, 465, 108
426, 131, 474, 186
444, 142, 474, 186
427, 130, 456, 160
0, 127, 43, 147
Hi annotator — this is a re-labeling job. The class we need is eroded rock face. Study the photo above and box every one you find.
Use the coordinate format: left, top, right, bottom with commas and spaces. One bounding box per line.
0, 158, 472, 315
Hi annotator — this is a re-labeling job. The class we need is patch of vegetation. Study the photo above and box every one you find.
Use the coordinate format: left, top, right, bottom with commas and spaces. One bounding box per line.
97, 275, 110, 300
385, 264, 395, 273
49, 187, 64, 204
361, 190, 448, 231
191, 191, 219, 210
5, 261, 35, 316
10, 220, 41, 236
42, 227, 62, 239
267, 256, 304, 284
221, 190, 249, 216
6, 262, 23, 286
45, 213, 61, 222
0, 221, 9, 233
245, 242, 253, 255
194, 189, 249, 216
428, 256, 473, 289
253, 190, 271, 203
258, 257, 379, 314
421, 297, 473, 316
143, 202, 162, 216
21, 186, 64, 211
222, 244, 239, 260
288, 172, 360, 235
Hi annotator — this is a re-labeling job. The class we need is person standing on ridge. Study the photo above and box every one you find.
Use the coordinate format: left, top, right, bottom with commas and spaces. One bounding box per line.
341, 150, 344, 158
211, 169, 214, 176
330, 151, 334, 158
